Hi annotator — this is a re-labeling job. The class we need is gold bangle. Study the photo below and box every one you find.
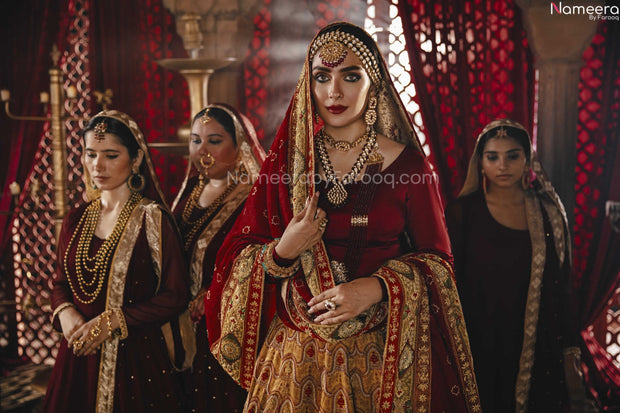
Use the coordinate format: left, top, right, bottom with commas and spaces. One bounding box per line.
261, 240, 301, 279
111, 308, 128, 340
52, 302, 75, 321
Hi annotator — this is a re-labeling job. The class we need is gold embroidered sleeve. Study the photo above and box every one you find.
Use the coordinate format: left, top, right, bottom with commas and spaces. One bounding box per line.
261, 240, 301, 279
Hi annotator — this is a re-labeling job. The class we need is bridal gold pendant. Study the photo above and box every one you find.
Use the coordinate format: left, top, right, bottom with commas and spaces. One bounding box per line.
327, 182, 348, 206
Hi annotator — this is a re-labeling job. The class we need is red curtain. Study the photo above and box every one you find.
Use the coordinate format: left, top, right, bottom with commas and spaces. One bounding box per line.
574, 21, 620, 411
0, 1, 69, 257
242, 0, 367, 148
0, 0, 71, 364
397, 0, 534, 201
90, 0, 189, 204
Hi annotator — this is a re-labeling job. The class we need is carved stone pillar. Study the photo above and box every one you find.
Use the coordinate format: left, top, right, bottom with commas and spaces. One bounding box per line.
516, 0, 600, 230
162, 0, 260, 109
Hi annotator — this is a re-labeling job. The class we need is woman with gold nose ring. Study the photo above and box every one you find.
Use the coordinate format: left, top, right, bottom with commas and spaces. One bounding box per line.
170, 104, 265, 413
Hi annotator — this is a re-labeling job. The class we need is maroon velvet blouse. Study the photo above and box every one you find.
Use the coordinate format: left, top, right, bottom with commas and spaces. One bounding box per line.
316, 145, 452, 278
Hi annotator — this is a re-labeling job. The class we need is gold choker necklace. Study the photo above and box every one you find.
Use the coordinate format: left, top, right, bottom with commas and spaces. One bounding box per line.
320, 129, 368, 152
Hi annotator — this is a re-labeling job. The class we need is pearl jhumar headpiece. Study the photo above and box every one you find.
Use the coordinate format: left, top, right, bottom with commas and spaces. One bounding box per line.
310, 30, 380, 85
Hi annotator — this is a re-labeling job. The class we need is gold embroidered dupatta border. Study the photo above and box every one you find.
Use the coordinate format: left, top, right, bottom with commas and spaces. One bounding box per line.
189, 186, 251, 297
514, 189, 552, 413
96, 199, 159, 413
213, 249, 480, 411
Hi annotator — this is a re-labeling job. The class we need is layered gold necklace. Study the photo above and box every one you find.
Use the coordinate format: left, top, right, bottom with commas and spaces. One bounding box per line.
64, 191, 143, 304
316, 128, 378, 207
181, 178, 238, 251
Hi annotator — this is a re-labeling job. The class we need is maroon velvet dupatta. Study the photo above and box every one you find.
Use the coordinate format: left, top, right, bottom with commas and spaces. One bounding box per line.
205, 22, 480, 412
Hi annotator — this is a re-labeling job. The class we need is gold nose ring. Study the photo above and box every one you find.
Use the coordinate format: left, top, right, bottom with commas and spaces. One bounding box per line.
200, 153, 215, 169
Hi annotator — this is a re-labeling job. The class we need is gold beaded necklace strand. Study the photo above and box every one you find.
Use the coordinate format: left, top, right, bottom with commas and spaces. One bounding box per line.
64, 192, 143, 304
181, 179, 238, 251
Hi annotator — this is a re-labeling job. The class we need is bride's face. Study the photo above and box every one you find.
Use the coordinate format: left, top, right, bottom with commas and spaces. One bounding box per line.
311, 48, 372, 131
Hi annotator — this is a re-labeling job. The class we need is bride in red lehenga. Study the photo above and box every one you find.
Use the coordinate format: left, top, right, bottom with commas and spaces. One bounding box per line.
205, 22, 480, 413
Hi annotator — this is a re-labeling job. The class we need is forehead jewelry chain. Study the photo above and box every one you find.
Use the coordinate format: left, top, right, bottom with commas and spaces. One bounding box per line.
317, 128, 377, 207
93, 121, 108, 142
201, 111, 212, 124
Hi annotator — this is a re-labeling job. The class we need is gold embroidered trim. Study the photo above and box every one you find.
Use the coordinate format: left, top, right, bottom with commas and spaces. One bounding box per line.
190, 185, 250, 297
96, 199, 149, 413
111, 307, 128, 340
515, 192, 546, 412
261, 240, 301, 279
350, 215, 368, 227
144, 204, 162, 292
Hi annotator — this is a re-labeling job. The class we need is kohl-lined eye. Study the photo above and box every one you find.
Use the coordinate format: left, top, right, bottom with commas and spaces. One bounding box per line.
313, 73, 330, 83
344, 73, 362, 82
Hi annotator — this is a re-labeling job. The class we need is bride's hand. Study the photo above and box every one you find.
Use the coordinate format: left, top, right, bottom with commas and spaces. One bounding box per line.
307, 277, 384, 325
275, 192, 327, 260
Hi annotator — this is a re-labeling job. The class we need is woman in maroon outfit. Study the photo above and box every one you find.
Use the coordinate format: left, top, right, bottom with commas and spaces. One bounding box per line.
445, 119, 595, 413
205, 22, 480, 412
43, 110, 189, 413
171, 104, 265, 413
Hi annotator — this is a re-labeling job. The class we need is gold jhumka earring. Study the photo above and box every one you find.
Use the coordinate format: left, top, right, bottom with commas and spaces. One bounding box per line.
482, 170, 488, 194
522, 167, 531, 190
364, 96, 377, 132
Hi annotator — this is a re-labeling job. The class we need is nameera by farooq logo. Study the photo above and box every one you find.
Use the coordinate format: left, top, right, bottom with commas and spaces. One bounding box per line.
549, 2, 620, 20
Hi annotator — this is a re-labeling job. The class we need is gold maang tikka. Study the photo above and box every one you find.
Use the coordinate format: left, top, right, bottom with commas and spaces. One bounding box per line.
319, 40, 348, 67
201, 111, 212, 124
93, 121, 108, 142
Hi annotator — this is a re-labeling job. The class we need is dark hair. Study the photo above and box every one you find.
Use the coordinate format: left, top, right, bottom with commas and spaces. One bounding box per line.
84, 116, 140, 159
192, 107, 237, 145
476, 126, 532, 162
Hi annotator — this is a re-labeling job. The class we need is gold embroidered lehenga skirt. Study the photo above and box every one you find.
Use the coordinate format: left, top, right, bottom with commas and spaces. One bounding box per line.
244, 316, 385, 413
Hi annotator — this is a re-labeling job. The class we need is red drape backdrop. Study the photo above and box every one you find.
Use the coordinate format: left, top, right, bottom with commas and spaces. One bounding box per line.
0, 0, 70, 367
574, 21, 620, 412
397, 0, 534, 201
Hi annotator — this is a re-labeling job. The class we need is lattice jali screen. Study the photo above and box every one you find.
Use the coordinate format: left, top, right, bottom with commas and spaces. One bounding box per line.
365, 0, 429, 156
243, 0, 272, 143
574, 31, 607, 277
137, 1, 189, 200
602, 286, 620, 367
12, 127, 60, 364
10, 0, 91, 365
398, 0, 533, 200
